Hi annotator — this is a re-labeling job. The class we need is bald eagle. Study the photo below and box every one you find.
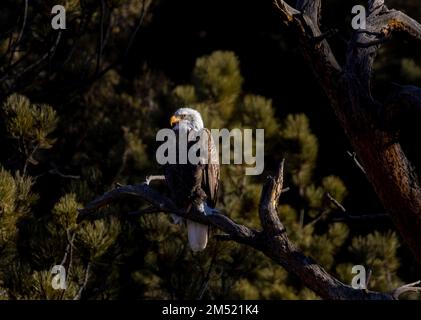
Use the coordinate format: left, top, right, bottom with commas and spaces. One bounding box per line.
165, 108, 220, 252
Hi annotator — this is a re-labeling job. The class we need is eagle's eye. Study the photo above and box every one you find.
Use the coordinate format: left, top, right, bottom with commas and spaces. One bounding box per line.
182, 114, 192, 122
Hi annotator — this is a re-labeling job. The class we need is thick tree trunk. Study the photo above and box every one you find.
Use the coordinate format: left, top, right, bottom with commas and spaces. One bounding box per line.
276, 0, 421, 265
337, 96, 421, 266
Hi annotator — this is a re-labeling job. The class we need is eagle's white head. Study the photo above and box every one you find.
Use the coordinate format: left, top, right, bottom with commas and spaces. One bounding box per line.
170, 107, 204, 131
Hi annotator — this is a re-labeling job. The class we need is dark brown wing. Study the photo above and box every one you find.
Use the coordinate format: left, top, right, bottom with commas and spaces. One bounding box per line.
164, 128, 206, 209
202, 163, 219, 208
201, 128, 220, 208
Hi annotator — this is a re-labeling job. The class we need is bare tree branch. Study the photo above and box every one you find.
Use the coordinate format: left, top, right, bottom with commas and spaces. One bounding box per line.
346, 151, 367, 175
331, 212, 389, 222
392, 280, 421, 300
0, 31, 63, 87
8, 0, 29, 63
74, 262, 91, 300
258, 159, 285, 236
145, 175, 166, 185
60, 230, 75, 267
197, 247, 218, 300
124, 0, 147, 59
96, 0, 107, 73
78, 183, 258, 246
372, 10, 421, 41
48, 169, 81, 180
60, 230, 75, 300
326, 192, 346, 213
79, 162, 396, 300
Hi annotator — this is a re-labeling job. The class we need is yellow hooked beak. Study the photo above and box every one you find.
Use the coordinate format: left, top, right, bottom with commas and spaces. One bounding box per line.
170, 115, 180, 127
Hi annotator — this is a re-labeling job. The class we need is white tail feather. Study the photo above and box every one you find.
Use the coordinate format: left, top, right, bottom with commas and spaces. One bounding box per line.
187, 220, 208, 252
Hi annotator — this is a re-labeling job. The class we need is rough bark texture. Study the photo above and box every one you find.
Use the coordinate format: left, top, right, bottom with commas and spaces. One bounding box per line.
275, 0, 421, 265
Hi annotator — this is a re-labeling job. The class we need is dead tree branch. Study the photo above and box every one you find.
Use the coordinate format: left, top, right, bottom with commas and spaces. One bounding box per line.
346, 151, 367, 175
326, 192, 389, 222
392, 280, 421, 300
258, 159, 286, 237
79, 161, 400, 300
73, 262, 91, 300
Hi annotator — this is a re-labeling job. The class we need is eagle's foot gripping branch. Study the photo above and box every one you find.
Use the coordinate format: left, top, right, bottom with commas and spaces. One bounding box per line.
204, 203, 219, 216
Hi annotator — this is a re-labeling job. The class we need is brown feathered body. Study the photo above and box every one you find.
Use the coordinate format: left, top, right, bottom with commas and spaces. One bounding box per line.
165, 108, 219, 252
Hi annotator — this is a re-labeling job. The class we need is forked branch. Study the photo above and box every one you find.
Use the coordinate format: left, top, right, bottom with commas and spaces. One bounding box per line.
78, 161, 406, 300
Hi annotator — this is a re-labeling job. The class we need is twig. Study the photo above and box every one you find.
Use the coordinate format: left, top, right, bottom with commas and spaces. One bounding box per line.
23, 144, 40, 176
326, 192, 346, 213
49, 169, 81, 180
305, 209, 329, 228
60, 230, 75, 300
96, 0, 106, 73
331, 212, 389, 222
347, 151, 367, 175
74, 262, 92, 300
1, 31, 62, 86
392, 280, 421, 299
281, 187, 290, 193
8, 0, 29, 64
145, 175, 166, 185
123, 0, 147, 59
364, 268, 373, 293
197, 247, 218, 300
326, 192, 389, 222
60, 230, 75, 266
305, 192, 346, 228
46, 0, 150, 108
